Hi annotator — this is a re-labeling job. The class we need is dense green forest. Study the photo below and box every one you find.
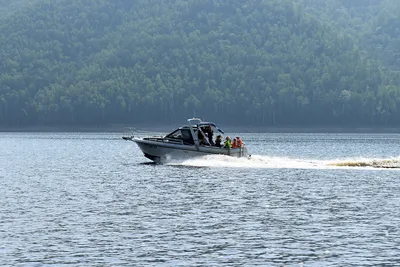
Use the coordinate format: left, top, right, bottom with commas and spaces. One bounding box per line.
0, 0, 400, 127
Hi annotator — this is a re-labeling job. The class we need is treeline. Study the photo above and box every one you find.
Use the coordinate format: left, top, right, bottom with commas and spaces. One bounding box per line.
0, 0, 400, 127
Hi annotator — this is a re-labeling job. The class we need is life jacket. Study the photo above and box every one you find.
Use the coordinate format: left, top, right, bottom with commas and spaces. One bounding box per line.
236, 138, 243, 147
223, 140, 232, 148
232, 139, 237, 148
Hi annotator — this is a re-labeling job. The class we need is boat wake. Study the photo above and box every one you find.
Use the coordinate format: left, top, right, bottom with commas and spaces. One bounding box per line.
167, 155, 400, 170
327, 157, 400, 169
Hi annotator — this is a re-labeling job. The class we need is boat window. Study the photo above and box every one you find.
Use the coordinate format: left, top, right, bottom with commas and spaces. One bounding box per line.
166, 129, 183, 139
165, 129, 194, 145
181, 129, 194, 145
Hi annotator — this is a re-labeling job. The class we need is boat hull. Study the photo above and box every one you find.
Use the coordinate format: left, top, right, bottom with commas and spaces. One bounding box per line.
133, 138, 249, 163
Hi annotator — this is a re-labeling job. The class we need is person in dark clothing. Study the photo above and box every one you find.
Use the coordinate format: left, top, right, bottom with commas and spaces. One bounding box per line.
206, 126, 214, 146
197, 128, 204, 141
215, 135, 223, 147
199, 137, 208, 146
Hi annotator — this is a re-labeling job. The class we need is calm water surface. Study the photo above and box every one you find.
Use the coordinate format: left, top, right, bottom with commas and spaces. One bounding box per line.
1, 132, 400, 266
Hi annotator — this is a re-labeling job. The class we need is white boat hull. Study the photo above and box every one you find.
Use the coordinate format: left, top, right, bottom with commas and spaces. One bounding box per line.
123, 118, 250, 163
133, 138, 249, 163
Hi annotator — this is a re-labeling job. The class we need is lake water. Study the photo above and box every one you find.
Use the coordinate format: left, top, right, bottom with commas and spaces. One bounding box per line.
1, 131, 400, 266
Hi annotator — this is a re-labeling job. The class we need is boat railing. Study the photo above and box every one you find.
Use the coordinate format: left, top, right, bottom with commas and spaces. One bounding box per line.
239, 147, 244, 157
228, 147, 248, 157
143, 137, 163, 141
144, 136, 184, 145
163, 138, 184, 145
188, 118, 202, 126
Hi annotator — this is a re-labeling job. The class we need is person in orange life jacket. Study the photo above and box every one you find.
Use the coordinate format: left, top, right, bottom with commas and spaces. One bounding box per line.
223, 136, 232, 148
232, 138, 237, 148
236, 136, 243, 147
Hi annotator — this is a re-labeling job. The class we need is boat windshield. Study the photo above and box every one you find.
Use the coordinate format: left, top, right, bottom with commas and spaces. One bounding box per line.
198, 122, 224, 134
187, 118, 224, 134
165, 128, 194, 145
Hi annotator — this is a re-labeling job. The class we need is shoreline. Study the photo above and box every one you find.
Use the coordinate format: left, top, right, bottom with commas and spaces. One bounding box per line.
1, 124, 400, 133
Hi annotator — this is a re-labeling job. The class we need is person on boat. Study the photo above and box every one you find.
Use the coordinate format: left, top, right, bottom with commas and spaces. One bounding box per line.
223, 136, 232, 149
215, 135, 223, 147
205, 126, 214, 146
236, 136, 243, 147
232, 138, 237, 148
199, 137, 208, 146
197, 128, 204, 141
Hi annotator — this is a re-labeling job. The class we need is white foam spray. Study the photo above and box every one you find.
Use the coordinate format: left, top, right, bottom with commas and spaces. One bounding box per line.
167, 155, 400, 170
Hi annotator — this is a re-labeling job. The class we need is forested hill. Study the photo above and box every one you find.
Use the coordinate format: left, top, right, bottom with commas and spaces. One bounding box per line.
0, 0, 400, 127
298, 0, 400, 71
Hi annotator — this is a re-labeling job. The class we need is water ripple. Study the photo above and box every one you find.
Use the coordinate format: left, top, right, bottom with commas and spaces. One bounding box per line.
1, 132, 400, 266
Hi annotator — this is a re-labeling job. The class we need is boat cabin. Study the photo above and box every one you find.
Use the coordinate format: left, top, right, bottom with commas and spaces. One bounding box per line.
164, 126, 195, 145
163, 118, 224, 146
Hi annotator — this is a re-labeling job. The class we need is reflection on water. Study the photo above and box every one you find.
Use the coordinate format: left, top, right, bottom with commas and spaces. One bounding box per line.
1, 132, 400, 266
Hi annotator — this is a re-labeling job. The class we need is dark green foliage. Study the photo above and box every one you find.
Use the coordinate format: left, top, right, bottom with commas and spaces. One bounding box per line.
0, 0, 399, 127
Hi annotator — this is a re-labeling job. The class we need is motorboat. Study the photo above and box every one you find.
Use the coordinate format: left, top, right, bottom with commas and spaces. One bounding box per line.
123, 118, 250, 163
